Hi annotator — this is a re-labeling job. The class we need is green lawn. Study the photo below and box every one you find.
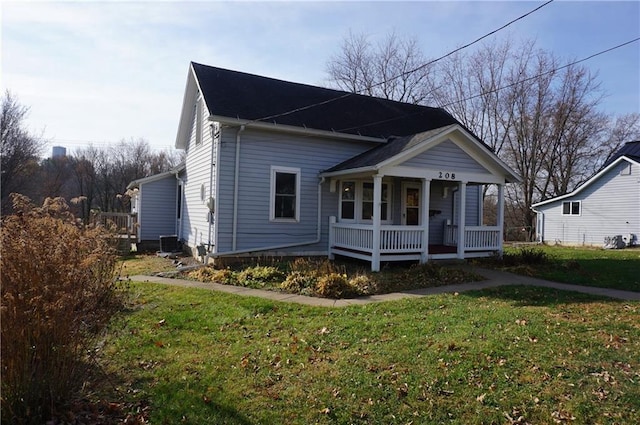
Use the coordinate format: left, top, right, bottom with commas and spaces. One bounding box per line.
494, 245, 640, 292
97, 281, 640, 424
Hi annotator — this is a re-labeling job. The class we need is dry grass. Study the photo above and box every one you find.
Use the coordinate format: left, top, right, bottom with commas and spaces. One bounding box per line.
1, 195, 123, 424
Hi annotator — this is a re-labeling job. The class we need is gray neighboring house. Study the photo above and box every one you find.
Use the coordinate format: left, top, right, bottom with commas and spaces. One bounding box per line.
532, 141, 640, 246
127, 164, 184, 246
131, 62, 520, 270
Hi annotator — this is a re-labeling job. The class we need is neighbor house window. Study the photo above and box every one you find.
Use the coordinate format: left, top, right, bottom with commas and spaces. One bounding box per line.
362, 182, 389, 221
270, 166, 300, 221
562, 201, 580, 216
340, 181, 356, 220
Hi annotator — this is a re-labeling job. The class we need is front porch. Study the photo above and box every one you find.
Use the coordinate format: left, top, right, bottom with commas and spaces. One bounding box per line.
329, 221, 502, 268
320, 125, 518, 271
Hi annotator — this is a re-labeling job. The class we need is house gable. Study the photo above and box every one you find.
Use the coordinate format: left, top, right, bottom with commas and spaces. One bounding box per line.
399, 140, 488, 174
322, 124, 520, 185
533, 156, 640, 208
176, 62, 461, 148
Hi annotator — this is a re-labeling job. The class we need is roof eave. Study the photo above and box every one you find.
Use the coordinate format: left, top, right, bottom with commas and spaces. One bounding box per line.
209, 115, 387, 144
532, 156, 639, 208
319, 165, 377, 178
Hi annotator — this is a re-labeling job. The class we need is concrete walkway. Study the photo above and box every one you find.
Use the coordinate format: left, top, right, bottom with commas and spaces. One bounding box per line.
129, 267, 640, 307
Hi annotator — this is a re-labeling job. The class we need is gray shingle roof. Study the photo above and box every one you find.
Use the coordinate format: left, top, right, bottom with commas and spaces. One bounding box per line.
191, 62, 459, 140
604, 141, 640, 166
324, 125, 457, 172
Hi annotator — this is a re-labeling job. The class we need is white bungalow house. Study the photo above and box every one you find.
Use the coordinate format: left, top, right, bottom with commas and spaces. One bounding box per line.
532, 141, 640, 246
130, 62, 520, 270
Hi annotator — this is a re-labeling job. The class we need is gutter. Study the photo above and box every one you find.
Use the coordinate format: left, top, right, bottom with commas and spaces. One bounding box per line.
205, 177, 324, 262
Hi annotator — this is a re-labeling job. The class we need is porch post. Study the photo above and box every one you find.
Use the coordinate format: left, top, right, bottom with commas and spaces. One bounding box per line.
371, 175, 382, 272
457, 181, 467, 259
420, 178, 431, 263
497, 184, 505, 256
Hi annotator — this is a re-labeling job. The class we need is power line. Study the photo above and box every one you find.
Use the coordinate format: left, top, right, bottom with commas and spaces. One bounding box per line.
250, 0, 555, 125
369, 0, 555, 90
439, 36, 640, 109
335, 36, 640, 133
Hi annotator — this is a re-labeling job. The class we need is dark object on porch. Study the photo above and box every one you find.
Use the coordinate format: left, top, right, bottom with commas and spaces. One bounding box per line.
429, 209, 442, 217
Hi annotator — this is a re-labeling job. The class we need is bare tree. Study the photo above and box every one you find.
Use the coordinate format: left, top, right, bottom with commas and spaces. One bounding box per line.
598, 113, 640, 166
326, 31, 435, 104
0, 91, 46, 213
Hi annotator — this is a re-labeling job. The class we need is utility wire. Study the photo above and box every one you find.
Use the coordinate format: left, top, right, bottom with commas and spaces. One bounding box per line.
368, 0, 555, 91
439, 36, 640, 109
250, 0, 555, 125
336, 36, 640, 133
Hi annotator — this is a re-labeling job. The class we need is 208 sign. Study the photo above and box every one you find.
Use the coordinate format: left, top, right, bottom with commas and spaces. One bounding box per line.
438, 171, 456, 180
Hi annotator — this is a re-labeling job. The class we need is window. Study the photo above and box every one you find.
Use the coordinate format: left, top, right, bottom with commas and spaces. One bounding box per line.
340, 181, 355, 220
270, 166, 300, 221
339, 180, 391, 223
362, 182, 389, 221
562, 201, 580, 216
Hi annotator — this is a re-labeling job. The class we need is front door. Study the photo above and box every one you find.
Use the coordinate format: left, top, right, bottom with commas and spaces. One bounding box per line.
401, 183, 421, 225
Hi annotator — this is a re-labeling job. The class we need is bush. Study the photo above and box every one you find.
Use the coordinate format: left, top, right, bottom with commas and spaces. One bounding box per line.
315, 273, 360, 299
281, 271, 317, 294
348, 274, 378, 295
1, 195, 122, 424
236, 265, 284, 288
502, 247, 549, 266
188, 267, 235, 284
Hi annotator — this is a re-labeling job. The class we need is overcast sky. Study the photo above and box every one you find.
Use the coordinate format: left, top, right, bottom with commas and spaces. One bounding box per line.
2, 1, 639, 155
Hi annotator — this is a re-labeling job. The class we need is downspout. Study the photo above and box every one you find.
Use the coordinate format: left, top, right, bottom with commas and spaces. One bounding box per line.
531, 207, 543, 243
207, 123, 216, 248
173, 171, 184, 240
232, 125, 245, 251
205, 177, 324, 261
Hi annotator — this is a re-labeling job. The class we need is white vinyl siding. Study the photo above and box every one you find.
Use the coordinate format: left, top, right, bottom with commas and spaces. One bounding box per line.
536, 160, 640, 245
179, 94, 216, 251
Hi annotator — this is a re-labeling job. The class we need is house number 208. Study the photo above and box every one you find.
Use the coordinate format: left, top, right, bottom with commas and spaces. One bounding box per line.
439, 171, 456, 180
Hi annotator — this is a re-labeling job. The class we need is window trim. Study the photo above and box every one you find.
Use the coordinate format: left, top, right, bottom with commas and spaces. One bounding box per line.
270, 166, 301, 222
561, 200, 581, 216
338, 179, 392, 224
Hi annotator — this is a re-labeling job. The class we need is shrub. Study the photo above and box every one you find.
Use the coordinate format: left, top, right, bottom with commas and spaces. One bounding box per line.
281, 271, 317, 294
236, 265, 284, 288
315, 273, 359, 299
503, 247, 549, 266
348, 274, 378, 295
188, 267, 236, 284
1, 195, 122, 424
289, 257, 346, 276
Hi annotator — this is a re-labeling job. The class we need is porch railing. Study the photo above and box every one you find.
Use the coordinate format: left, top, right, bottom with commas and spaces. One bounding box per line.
331, 223, 424, 253
331, 221, 501, 254
93, 212, 137, 236
443, 225, 501, 251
